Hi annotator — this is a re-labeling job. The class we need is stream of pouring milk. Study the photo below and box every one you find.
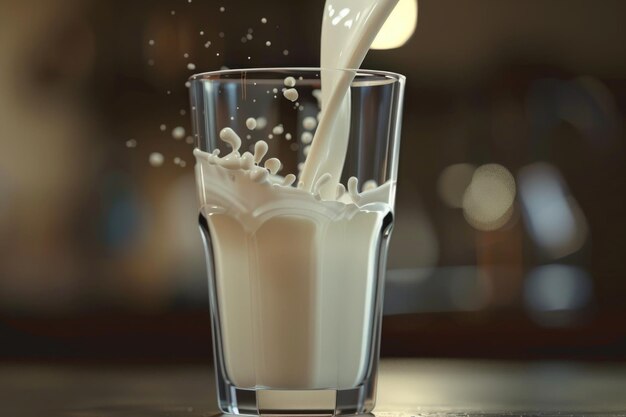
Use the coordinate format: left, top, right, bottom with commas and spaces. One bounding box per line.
301, 0, 400, 198
195, 0, 400, 389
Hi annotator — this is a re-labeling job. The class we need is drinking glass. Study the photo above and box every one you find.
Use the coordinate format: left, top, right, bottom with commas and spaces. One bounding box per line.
189, 68, 405, 415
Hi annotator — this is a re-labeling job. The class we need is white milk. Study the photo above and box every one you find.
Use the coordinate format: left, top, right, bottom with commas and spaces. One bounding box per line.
300, 0, 399, 197
194, 0, 400, 389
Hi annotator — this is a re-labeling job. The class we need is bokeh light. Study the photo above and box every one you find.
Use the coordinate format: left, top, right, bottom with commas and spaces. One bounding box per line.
518, 163, 588, 259
524, 264, 592, 313
462, 164, 516, 231
437, 163, 476, 209
371, 0, 418, 50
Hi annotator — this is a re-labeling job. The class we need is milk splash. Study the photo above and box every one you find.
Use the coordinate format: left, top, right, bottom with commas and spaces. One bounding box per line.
195, 128, 390, 207
196, 0, 401, 205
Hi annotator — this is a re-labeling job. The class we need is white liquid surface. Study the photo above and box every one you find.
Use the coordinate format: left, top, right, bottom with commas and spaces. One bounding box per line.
194, 0, 401, 390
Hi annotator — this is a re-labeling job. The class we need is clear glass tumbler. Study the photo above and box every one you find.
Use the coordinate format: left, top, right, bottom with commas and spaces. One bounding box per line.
189, 68, 405, 415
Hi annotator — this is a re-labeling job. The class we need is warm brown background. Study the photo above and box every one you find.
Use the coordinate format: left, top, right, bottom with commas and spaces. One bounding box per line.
1, 0, 625, 362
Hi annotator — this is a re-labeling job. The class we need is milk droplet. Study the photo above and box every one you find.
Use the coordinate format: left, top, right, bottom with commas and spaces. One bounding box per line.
174, 157, 182, 165
148, 40, 155, 46
290, 143, 299, 151
283, 49, 289, 56
284, 76, 296, 87
285, 133, 292, 140
256, 117, 268, 130
219, 127, 242, 153
301, 132, 313, 144
272, 88, 278, 94
246, 118, 257, 130
185, 136, 194, 144
183, 53, 189, 58
180, 109, 187, 116
303, 116, 317, 130
125, 139, 137, 148
240, 152, 255, 170
347, 177, 360, 202
303, 145, 311, 156
187, 63, 196, 70
149, 152, 164, 167
253, 141, 269, 163
283, 88, 299, 102
261, 17, 267, 24
172, 126, 186, 140
265, 41, 272, 47
264, 158, 281, 175
159, 124, 167, 132
272, 125, 284, 135
219, 6, 225, 12
282, 174, 296, 187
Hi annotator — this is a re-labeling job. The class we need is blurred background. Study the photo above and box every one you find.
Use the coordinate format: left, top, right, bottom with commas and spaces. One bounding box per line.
1, 0, 625, 363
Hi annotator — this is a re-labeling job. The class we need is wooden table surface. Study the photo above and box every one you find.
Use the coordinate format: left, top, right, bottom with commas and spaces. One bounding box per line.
3, 359, 626, 416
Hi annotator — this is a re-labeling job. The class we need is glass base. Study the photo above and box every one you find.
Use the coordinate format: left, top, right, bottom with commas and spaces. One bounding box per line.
218, 385, 376, 416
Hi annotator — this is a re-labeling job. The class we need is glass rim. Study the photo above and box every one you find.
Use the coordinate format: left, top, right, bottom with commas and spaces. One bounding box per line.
188, 67, 406, 83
